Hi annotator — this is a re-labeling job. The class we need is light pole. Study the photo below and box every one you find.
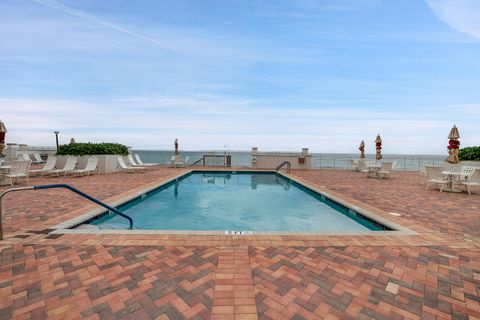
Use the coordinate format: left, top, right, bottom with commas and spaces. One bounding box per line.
53, 131, 59, 149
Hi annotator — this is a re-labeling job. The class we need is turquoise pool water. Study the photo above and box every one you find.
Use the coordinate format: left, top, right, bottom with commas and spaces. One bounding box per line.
89, 172, 385, 232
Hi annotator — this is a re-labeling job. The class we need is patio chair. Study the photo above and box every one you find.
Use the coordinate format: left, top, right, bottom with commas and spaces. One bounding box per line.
424, 166, 446, 191
134, 154, 158, 166
29, 156, 57, 176
127, 154, 144, 167
20, 153, 31, 161
459, 166, 479, 181
45, 157, 77, 177
377, 162, 393, 179
32, 153, 46, 164
360, 160, 377, 177
68, 157, 100, 176
349, 159, 359, 172
457, 168, 480, 196
0, 160, 31, 186
118, 157, 147, 173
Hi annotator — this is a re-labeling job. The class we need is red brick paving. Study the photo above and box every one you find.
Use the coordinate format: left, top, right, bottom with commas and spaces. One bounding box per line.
0, 168, 479, 319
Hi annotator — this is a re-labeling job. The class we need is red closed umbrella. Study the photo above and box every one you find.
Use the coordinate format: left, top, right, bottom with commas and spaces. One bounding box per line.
375, 134, 383, 160
359, 140, 365, 159
0, 120, 6, 158
445, 125, 460, 164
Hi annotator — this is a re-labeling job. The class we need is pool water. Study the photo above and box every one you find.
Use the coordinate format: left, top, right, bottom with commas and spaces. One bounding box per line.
90, 172, 384, 232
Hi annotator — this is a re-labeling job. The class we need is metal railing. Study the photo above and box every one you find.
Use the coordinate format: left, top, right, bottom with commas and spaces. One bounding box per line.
134, 150, 446, 172
188, 154, 232, 167
312, 155, 445, 171
0, 183, 133, 240
275, 161, 291, 173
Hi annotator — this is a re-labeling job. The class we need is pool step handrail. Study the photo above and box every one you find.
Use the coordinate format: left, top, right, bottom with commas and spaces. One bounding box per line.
0, 183, 133, 240
276, 161, 291, 173
189, 157, 205, 167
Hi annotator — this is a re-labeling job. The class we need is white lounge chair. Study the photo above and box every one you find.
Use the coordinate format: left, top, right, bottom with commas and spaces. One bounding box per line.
134, 154, 158, 166
45, 157, 77, 177
29, 157, 57, 176
127, 154, 147, 167
457, 168, 480, 196
424, 166, 446, 191
69, 157, 100, 176
118, 157, 147, 173
1, 160, 31, 186
32, 153, 46, 164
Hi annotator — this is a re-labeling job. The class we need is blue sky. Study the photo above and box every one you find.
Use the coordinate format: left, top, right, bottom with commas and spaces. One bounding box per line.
1, 0, 479, 154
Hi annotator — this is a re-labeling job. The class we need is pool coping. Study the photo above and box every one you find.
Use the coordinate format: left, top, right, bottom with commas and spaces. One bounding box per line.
49, 169, 417, 236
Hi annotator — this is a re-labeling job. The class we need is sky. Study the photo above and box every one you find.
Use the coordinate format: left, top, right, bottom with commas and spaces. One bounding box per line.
1, 0, 479, 154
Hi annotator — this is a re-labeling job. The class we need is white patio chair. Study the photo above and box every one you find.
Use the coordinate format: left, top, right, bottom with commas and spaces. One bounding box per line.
424, 166, 446, 191
29, 156, 57, 176
1, 160, 31, 186
45, 157, 77, 177
68, 157, 100, 176
20, 153, 31, 161
360, 160, 377, 177
457, 168, 480, 196
377, 162, 393, 179
134, 154, 158, 166
118, 157, 146, 173
459, 166, 479, 181
349, 159, 359, 172
32, 153, 46, 164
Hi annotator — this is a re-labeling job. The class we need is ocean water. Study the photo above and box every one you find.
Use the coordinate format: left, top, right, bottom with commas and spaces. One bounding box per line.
91, 172, 382, 232
134, 149, 445, 171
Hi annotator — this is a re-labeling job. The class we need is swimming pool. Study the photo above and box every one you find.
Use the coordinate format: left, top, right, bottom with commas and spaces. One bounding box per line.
86, 171, 393, 232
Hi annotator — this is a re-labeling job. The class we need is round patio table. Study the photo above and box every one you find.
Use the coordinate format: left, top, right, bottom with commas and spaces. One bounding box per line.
441, 171, 462, 193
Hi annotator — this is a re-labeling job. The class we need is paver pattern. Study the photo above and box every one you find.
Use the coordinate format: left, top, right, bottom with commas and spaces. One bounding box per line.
1, 244, 217, 319
0, 167, 479, 319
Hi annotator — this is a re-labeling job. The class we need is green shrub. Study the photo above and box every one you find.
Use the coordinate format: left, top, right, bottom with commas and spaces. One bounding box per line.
458, 146, 480, 161
56, 142, 129, 156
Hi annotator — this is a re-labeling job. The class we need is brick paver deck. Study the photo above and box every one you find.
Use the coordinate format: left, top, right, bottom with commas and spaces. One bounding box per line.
1, 168, 479, 319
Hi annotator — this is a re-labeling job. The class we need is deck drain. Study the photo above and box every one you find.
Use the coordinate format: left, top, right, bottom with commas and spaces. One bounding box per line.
225, 231, 253, 235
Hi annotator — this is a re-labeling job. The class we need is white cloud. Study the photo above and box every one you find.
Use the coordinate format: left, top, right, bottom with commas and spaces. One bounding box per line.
1, 97, 478, 154
426, 0, 480, 40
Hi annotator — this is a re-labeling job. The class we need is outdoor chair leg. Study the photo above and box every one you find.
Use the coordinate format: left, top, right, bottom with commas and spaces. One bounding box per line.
467, 185, 471, 196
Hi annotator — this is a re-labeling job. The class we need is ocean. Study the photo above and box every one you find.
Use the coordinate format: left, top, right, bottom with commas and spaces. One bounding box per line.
134, 150, 446, 171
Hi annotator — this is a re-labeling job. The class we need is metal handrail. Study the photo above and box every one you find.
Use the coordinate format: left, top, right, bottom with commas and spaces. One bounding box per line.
275, 161, 291, 173
0, 183, 133, 240
189, 157, 204, 167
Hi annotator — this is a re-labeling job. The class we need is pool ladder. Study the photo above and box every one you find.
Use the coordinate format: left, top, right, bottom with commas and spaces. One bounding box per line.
275, 161, 291, 173
0, 183, 133, 240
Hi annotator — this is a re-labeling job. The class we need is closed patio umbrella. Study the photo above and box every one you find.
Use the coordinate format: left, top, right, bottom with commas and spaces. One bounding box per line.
375, 134, 383, 160
445, 124, 460, 164
359, 140, 365, 159
0, 119, 6, 158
